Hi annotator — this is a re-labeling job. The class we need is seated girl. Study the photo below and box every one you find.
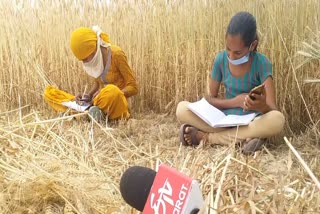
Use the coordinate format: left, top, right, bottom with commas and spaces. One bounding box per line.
176, 12, 285, 155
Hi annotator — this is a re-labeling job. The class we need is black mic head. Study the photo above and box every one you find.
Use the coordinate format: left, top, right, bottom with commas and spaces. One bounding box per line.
190, 208, 200, 214
120, 166, 156, 211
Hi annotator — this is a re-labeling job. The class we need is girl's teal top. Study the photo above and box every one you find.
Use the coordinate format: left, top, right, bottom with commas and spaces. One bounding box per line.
211, 50, 272, 115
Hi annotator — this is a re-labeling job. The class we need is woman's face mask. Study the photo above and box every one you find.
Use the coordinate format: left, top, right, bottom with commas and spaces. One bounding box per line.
82, 38, 104, 78
226, 34, 256, 66
227, 43, 252, 65
227, 51, 250, 65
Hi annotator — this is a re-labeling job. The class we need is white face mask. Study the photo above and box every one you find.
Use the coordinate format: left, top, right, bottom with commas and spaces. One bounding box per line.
227, 52, 250, 65
83, 26, 111, 78
227, 43, 253, 65
83, 38, 104, 78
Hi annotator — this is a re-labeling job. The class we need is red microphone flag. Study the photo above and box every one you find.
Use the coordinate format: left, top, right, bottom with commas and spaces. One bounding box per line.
143, 164, 202, 214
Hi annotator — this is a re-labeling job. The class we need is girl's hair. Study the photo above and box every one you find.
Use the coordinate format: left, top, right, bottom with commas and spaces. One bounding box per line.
226, 11, 258, 51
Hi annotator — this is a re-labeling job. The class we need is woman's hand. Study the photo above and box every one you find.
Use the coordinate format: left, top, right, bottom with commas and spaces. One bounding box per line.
234, 93, 249, 110
244, 92, 268, 112
75, 93, 92, 105
92, 90, 100, 99
206, 93, 250, 110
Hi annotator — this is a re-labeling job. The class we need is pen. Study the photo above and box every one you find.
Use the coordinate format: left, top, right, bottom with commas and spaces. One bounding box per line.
82, 85, 87, 100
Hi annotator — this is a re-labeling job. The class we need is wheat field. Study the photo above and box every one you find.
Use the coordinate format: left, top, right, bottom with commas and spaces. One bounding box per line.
0, 0, 319, 213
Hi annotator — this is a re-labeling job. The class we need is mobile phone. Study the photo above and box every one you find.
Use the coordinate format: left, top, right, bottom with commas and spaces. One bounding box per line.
249, 84, 264, 100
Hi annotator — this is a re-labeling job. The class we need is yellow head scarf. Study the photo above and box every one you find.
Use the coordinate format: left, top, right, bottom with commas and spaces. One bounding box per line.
70, 27, 110, 60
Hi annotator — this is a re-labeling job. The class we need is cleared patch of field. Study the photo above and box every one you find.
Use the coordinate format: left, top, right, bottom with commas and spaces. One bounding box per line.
0, 110, 319, 213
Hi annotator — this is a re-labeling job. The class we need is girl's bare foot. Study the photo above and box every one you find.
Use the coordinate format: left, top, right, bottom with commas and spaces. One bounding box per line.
179, 124, 207, 146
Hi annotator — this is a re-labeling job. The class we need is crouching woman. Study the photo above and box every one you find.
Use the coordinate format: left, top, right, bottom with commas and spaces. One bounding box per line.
44, 26, 138, 122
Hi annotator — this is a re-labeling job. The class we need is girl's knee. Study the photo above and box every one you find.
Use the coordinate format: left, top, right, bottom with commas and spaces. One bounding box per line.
266, 110, 285, 134
176, 101, 190, 120
271, 110, 285, 125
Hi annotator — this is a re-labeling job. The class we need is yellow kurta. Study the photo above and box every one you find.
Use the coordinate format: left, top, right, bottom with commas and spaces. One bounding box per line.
98, 45, 138, 97
44, 45, 138, 120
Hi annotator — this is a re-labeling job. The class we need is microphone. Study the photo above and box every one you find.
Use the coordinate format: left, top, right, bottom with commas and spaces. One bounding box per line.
120, 164, 203, 214
120, 166, 156, 211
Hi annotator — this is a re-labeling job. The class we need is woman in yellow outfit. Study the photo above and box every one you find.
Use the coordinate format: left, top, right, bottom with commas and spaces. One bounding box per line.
44, 26, 138, 121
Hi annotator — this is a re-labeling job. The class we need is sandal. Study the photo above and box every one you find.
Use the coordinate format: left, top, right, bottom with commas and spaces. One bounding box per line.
179, 124, 201, 146
242, 138, 266, 155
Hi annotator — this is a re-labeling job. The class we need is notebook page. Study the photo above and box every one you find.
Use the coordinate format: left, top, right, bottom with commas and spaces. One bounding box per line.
61, 101, 90, 112
187, 98, 226, 127
213, 113, 256, 128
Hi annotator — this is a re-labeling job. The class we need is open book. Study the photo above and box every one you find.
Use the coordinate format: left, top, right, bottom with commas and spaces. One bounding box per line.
187, 98, 256, 128
61, 101, 91, 112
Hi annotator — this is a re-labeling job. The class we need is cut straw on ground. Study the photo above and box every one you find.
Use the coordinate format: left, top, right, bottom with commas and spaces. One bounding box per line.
284, 137, 320, 191
1, 110, 319, 213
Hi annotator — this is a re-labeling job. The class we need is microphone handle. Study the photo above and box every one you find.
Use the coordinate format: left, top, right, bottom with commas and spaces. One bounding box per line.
193, 194, 210, 214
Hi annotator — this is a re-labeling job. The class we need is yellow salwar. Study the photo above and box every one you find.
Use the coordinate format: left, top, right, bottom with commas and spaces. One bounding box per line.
44, 84, 129, 119
92, 84, 129, 119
